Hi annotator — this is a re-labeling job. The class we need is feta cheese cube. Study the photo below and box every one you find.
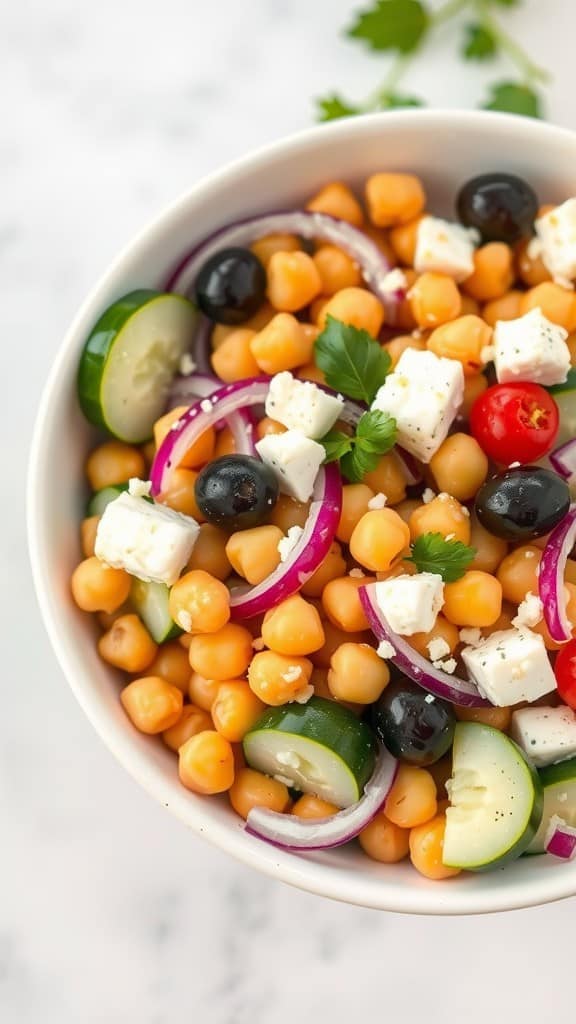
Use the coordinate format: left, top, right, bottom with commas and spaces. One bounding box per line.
255, 430, 324, 502
493, 307, 570, 387
95, 492, 200, 586
374, 572, 444, 636
372, 348, 464, 462
265, 372, 344, 440
414, 216, 478, 282
511, 705, 576, 767
461, 628, 556, 707
536, 198, 576, 286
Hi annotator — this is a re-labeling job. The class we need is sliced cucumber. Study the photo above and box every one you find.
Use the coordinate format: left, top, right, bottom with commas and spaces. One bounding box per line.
548, 370, 576, 446
78, 290, 196, 443
87, 483, 130, 517
443, 723, 543, 872
526, 757, 576, 855
243, 697, 377, 809
131, 578, 181, 643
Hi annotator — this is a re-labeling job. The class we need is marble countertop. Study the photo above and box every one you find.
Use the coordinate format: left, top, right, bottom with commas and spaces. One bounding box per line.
4, 1, 576, 1020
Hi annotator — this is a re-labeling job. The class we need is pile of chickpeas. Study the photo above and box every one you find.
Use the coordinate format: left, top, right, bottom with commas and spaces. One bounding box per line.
71, 172, 576, 882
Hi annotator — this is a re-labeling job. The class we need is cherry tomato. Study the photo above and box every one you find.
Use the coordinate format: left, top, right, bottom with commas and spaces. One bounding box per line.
555, 639, 576, 711
470, 382, 559, 465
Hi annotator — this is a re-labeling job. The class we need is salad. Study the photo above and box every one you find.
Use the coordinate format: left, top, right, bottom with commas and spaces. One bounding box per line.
71, 170, 576, 880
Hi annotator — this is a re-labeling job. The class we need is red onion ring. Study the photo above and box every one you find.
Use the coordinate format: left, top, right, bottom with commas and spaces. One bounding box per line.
545, 816, 576, 860
359, 582, 489, 707
245, 747, 397, 850
539, 506, 576, 643
189, 315, 213, 375
166, 372, 256, 457
550, 439, 576, 481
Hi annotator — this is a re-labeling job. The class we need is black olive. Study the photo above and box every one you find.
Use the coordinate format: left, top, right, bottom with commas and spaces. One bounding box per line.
194, 455, 278, 529
194, 247, 266, 325
456, 172, 538, 244
372, 678, 455, 766
474, 466, 570, 542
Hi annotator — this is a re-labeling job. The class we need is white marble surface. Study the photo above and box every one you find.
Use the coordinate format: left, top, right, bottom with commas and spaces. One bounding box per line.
4, 1, 576, 1020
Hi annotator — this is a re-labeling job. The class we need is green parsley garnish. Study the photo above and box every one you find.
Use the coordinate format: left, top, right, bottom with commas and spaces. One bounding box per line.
314, 315, 391, 405
316, 0, 549, 122
408, 531, 476, 582
321, 409, 397, 483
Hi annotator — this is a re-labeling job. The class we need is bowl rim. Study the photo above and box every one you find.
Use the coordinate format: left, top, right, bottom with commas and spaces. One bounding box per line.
28, 109, 576, 915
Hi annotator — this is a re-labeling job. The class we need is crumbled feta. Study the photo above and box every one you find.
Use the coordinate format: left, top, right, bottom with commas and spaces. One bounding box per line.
461, 628, 556, 707
255, 431, 324, 502
536, 198, 576, 286
200, 399, 213, 414
493, 308, 570, 387
349, 568, 365, 579
424, 693, 436, 704
252, 636, 265, 651
371, 349, 464, 463
508, 461, 521, 469
291, 684, 314, 705
374, 572, 445, 636
265, 371, 344, 440
128, 477, 152, 499
433, 657, 457, 674
177, 610, 192, 632
380, 268, 408, 298
277, 525, 304, 563
414, 216, 479, 282
377, 640, 395, 660
367, 492, 387, 510
459, 627, 482, 647
512, 592, 544, 630
282, 665, 303, 683
480, 345, 495, 364
95, 492, 199, 587
511, 705, 576, 767
427, 637, 451, 661
179, 352, 196, 376
422, 487, 436, 504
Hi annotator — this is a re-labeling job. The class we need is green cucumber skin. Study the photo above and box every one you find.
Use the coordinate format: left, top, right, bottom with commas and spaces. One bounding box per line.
78, 290, 159, 433
244, 697, 377, 794
525, 756, 576, 855
548, 368, 576, 395
86, 483, 130, 517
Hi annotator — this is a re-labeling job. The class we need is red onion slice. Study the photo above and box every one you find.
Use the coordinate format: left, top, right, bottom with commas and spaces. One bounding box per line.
545, 815, 576, 860
539, 506, 576, 643
359, 583, 489, 707
166, 372, 256, 458
165, 210, 396, 311
550, 439, 576, 481
245, 747, 397, 850
394, 447, 423, 486
189, 315, 213, 375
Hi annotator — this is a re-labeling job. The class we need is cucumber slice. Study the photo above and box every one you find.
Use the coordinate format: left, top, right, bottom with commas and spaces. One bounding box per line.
548, 370, 576, 446
87, 483, 129, 517
131, 578, 181, 643
243, 697, 377, 809
443, 723, 543, 872
78, 290, 196, 443
526, 757, 576, 855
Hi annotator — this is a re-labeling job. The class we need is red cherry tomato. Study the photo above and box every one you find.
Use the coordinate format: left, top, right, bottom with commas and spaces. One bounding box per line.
470, 382, 559, 465
554, 639, 576, 711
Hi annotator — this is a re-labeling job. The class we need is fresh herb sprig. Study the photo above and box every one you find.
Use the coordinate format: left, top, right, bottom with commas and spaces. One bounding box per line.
317, 0, 549, 122
321, 409, 398, 482
314, 315, 392, 404
408, 531, 476, 581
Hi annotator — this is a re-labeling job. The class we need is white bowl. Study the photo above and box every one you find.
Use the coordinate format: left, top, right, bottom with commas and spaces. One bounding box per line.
28, 110, 576, 914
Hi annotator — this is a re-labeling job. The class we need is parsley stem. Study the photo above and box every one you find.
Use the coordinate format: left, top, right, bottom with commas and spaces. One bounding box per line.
431, 0, 471, 29
475, 2, 550, 85
368, 53, 412, 108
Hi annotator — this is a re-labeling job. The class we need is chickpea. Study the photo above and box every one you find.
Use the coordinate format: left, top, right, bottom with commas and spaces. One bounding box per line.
300, 541, 347, 597
313, 245, 361, 295
188, 622, 253, 681
178, 731, 235, 794
80, 515, 100, 558
186, 523, 231, 581
140, 439, 156, 469
358, 812, 410, 863
426, 755, 452, 800
496, 545, 541, 604
483, 289, 523, 327
261, 594, 325, 656
410, 494, 471, 546
462, 243, 514, 302
362, 453, 407, 505
350, 509, 410, 573
98, 614, 157, 673
516, 237, 552, 288
393, 269, 418, 331
383, 333, 426, 369
162, 704, 213, 752
226, 525, 283, 585
248, 650, 313, 705
429, 433, 488, 501
459, 294, 480, 317
158, 467, 204, 519
85, 441, 145, 491
322, 575, 375, 633
121, 676, 183, 734
211, 681, 265, 742
269, 494, 310, 533
71, 557, 131, 614
520, 282, 576, 332
317, 288, 385, 338
255, 416, 287, 439
213, 428, 236, 458
427, 315, 492, 376
250, 313, 313, 373
409, 814, 461, 880
311, 620, 370, 673
408, 614, 460, 658
454, 704, 512, 731
469, 513, 508, 574
296, 360, 325, 385
409, 272, 462, 328
229, 767, 290, 820
443, 571, 503, 627
169, 570, 230, 634
362, 223, 398, 264
154, 407, 215, 468
147, 640, 192, 694
328, 643, 390, 704
336, 484, 375, 544
267, 251, 322, 313
388, 216, 423, 266
291, 794, 339, 819
211, 329, 260, 383
394, 499, 421, 525
385, 764, 437, 828
459, 373, 488, 419
188, 672, 221, 711
306, 181, 364, 227
250, 233, 300, 267
365, 173, 426, 228
212, 303, 275, 349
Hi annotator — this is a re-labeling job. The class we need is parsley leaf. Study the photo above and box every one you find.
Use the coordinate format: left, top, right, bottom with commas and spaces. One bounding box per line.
347, 0, 429, 55
408, 532, 476, 583
463, 23, 497, 60
320, 430, 353, 463
381, 92, 424, 109
316, 94, 362, 122
488, 0, 520, 6
320, 411, 397, 483
355, 409, 397, 453
483, 80, 542, 118
315, 316, 392, 405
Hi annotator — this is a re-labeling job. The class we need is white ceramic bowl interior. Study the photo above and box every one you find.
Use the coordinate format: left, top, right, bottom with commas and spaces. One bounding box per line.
28, 110, 576, 914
